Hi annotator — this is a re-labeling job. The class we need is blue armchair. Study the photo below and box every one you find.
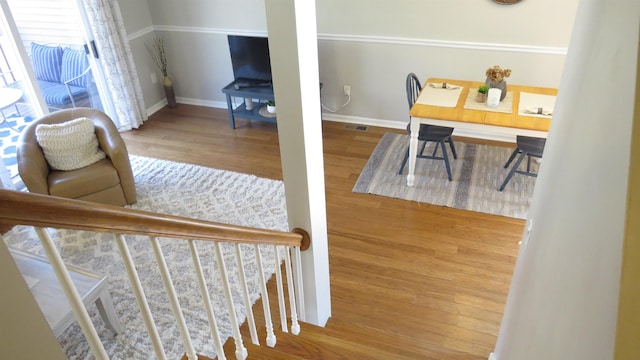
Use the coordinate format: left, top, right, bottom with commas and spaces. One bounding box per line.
30, 43, 92, 109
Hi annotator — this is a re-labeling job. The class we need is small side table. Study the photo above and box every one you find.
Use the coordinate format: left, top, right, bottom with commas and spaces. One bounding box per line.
221, 80, 276, 129
9, 247, 123, 337
0, 87, 22, 122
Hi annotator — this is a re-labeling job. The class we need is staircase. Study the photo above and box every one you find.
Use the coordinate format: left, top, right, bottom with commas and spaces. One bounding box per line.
0, 188, 310, 360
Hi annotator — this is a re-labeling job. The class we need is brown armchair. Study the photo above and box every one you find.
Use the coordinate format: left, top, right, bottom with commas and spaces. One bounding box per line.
17, 108, 136, 206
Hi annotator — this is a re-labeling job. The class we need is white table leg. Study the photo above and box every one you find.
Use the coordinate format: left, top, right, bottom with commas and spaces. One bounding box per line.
96, 291, 124, 336
407, 117, 420, 186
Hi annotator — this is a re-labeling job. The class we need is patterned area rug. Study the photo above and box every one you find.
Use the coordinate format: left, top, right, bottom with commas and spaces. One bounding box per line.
0, 115, 33, 186
2, 155, 289, 359
353, 132, 538, 219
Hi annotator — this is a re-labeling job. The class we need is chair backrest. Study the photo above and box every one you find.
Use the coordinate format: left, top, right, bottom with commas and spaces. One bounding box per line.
30, 42, 90, 87
60, 47, 90, 88
31, 42, 64, 83
406, 73, 422, 110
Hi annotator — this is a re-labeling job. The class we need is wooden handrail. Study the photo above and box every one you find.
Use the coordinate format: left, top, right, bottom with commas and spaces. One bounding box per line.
0, 189, 307, 248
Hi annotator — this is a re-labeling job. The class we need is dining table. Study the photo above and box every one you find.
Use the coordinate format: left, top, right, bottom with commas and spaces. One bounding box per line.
406, 77, 558, 186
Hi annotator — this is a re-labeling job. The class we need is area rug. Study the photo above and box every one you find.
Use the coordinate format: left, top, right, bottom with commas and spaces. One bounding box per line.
353, 132, 539, 219
2, 155, 289, 359
0, 115, 33, 186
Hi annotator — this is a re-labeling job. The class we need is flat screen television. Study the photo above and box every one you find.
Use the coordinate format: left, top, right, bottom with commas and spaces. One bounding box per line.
228, 35, 272, 83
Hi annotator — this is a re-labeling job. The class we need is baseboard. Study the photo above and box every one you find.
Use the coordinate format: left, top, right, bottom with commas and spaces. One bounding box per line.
489, 352, 497, 360
322, 113, 517, 143
155, 97, 517, 143
146, 99, 168, 117
176, 97, 228, 109
321, 113, 405, 130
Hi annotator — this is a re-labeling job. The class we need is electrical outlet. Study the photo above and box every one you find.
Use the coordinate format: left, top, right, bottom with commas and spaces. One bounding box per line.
150, 73, 157, 85
343, 85, 351, 97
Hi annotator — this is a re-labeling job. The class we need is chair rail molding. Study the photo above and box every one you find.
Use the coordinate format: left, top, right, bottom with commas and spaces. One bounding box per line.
146, 26, 568, 55
127, 26, 154, 41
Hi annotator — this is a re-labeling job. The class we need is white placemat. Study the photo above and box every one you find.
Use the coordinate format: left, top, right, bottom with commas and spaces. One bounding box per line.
519, 92, 556, 118
415, 83, 463, 108
463, 90, 514, 114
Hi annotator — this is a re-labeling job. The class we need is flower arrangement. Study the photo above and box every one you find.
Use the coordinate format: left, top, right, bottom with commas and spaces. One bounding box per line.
485, 65, 511, 83
146, 35, 168, 77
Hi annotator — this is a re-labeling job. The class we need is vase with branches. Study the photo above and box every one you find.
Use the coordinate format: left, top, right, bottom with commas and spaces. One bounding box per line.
146, 35, 176, 108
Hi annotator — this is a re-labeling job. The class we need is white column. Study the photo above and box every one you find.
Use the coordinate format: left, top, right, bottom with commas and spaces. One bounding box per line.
492, 0, 639, 359
264, 0, 331, 326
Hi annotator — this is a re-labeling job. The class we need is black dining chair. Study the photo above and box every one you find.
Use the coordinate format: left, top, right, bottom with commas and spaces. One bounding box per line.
499, 135, 546, 191
399, 73, 457, 181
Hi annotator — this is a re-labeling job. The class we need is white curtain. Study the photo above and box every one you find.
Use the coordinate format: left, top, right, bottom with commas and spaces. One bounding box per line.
81, 0, 146, 130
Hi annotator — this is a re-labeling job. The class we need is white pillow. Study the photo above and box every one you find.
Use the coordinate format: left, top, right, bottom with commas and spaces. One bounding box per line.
35, 117, 106, 171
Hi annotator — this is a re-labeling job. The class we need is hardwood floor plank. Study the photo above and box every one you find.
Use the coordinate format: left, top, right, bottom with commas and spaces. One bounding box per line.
120, 105, 523, 359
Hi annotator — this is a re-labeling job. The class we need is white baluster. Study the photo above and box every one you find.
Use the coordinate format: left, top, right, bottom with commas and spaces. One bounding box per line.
149, 236, 197, 360
283, 247, 300, 335
214, 242, 248, 360
293, 246, 305, 321
35, 227, 109, 360
273, 245, 287, 333
115, 234, 167, 360
234, 244, 259, 345
254, 244, 276, 347
188, 240, 226, 360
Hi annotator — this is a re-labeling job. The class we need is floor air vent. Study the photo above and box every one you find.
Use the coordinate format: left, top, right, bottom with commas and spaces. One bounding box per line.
344, 124, 368, 132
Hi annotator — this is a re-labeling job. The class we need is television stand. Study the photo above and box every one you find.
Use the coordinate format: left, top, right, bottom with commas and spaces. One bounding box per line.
221, 80, 276, 129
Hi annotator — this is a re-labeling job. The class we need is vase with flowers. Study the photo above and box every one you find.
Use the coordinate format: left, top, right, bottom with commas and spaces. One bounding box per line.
147, 35, 177, 108
485, 65, 511, 101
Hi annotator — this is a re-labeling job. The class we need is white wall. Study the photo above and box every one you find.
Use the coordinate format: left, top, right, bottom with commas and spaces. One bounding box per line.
493, 0, 639, 358
119, 0, 578, 126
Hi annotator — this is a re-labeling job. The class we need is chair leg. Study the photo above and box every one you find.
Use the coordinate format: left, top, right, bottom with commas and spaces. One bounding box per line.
447, 137, 457, 159
419, 140, 428, 156
430, 141, 438, 156
440, 139, 452, 181
504, 147, 520, 168
399, 146, 410, 175
499, 152, 527, 191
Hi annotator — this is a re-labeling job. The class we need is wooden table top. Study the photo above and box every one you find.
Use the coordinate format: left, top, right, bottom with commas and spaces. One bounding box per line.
410, 77, 558, 132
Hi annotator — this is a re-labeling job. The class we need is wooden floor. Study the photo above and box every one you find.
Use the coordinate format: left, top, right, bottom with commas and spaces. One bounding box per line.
121, 105, 524, 360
